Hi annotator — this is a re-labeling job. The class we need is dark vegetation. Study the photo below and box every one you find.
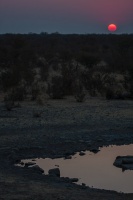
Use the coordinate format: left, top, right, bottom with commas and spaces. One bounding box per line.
0, 33, 133, 105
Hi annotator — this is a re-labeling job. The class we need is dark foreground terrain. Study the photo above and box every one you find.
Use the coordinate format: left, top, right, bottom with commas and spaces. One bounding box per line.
0, 97, 133, 199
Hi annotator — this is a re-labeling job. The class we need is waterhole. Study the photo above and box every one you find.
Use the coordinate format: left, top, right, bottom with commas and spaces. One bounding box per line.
16, 144, 133, 193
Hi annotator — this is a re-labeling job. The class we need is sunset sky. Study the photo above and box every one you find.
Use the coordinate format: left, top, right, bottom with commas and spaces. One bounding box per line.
0, 0, 133, 34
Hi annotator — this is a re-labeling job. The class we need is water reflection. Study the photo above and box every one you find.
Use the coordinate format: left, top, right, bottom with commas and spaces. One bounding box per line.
20, 144, 133, 193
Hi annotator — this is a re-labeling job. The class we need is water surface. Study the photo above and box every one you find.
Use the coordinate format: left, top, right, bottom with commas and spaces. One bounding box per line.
19, 144, 133, 193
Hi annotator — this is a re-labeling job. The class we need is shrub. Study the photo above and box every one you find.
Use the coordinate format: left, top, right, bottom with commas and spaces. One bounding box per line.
74, 79, 86, 102
1, 70, 20, 92
12, 87, 26, 101
75, 92, 86, 102
47, 75, 64, 99
105, 88, 115, 100
31, 81, 41, 101
36, 95, 44, 106
31, 86, 40, 101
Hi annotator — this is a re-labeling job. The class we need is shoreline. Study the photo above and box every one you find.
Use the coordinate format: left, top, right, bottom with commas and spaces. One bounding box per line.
1, 97, 133, 199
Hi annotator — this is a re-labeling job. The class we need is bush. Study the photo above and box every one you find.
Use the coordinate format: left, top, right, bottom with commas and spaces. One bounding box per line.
47, 75, 65, 99
13, 87, 26, 101
31, 86, 40, 101
36, 95, 44, 105
74, 79, 86, 102
75, 92, 86, 102
1, 70, 20, 92
105, 88, 126, 100
105, 88, 115, 100
31, 80, 42, 101
4, 87, 25, 110
5, 86, 26, 102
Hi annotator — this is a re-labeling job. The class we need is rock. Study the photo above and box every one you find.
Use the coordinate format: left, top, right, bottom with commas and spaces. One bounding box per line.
122, 164, 133, 170
82, 183, 87, 189
25, 162, 36, 167
48, 168, 60, 177
114, 156, 133, 170
122, 157, 133, 164
65, 155, 72, 159
69, 178, 79, 182
90, 148, 100, 154
62, 177, 78, 183
79, 151, 85, 156
65, 152, 73, 156
30, 165, 44, 174
113, 156, 122, 167
20, 161, 24, 166
82, 183, 86, 186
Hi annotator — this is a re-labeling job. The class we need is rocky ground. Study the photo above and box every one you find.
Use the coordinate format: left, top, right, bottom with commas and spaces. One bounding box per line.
0, 96, 133, 199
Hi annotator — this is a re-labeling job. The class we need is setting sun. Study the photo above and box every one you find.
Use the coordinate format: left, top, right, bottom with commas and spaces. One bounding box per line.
108, 24, 117, 32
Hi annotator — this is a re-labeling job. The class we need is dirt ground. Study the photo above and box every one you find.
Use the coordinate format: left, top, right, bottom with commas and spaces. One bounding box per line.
0, 96, 133, 199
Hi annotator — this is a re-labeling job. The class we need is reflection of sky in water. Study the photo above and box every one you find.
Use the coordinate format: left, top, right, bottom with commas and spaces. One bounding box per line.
21, 144, 133, 193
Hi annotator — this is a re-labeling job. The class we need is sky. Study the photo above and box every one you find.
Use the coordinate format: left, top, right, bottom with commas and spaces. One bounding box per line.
0, 0, 133, 34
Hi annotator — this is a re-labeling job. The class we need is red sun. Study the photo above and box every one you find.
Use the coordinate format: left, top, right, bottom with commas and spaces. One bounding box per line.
108, 24, 117, 32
